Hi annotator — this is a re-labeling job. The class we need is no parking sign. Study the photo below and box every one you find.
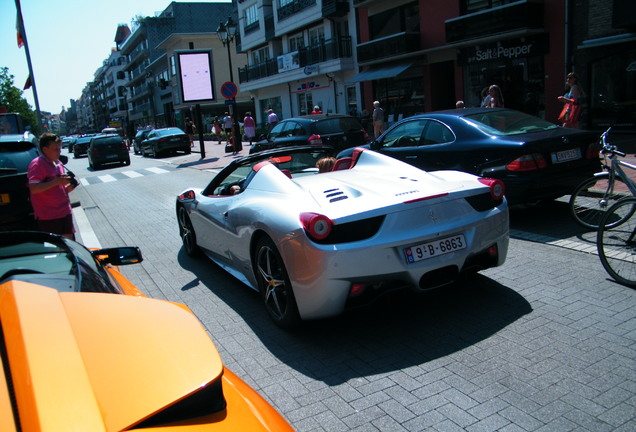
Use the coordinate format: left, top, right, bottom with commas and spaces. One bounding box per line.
221, 81, 238, 99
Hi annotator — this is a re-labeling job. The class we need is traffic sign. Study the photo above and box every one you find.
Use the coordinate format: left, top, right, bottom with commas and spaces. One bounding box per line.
221, 81, 238, 99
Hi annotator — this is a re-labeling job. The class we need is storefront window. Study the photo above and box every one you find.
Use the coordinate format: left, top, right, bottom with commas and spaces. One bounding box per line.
590, 49, 636, 129
374, 70, 425, 123
298, 93, 313, 116
463, 56, 544, 117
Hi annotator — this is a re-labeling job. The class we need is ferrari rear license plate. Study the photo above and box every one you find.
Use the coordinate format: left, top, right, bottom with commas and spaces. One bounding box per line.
0, 193, 9, 204
551, 148, 581, 163
404, 234, 466, 264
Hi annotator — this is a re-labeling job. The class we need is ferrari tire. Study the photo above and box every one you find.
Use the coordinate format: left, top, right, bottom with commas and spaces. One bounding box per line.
254, 237, 300, 328
178, 206, 201, 257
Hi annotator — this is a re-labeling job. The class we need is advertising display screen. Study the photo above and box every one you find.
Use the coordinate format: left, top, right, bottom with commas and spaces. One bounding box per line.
177, 51, 214, 103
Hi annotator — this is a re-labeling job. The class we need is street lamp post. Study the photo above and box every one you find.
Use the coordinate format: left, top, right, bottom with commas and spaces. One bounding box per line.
217, 17, 239, 152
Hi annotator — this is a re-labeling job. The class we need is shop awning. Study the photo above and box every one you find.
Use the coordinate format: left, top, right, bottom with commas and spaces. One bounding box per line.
346, 63, 412, 83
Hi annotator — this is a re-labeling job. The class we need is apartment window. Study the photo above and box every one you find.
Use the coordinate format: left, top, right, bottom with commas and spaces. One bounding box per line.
280, 0, 294, 7
461, 0, 514, 14
308, 27, 324, 46
289, 33, 304, 52
245, 4, 258, 26
252, 47, 270, 65
170, 55, 177, 76
369, 2, 419, 39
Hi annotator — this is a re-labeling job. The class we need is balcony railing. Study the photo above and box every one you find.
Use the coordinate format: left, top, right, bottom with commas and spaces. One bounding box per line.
239, 36, 352, 83
278, 0, 316, 21
445, 0, 544, 43
356, 32, 420, 63
322, 0, 349, 17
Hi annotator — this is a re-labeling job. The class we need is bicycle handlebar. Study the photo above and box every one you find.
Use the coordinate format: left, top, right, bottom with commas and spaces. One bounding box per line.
600, 127, 626, 157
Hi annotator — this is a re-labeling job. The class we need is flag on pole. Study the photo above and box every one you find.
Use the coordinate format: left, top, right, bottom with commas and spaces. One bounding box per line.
23, 75, 32, 90
16, 14, 25, 48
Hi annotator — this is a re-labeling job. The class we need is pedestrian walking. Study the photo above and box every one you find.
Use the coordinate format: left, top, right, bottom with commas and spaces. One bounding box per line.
266, 108, 279, 131
372, 100, 385, 139
185, 117, 195, 146
222, 112, 232, 145
212, 116, 223, 144
28, 133, 78, 239
243, 112, 256, 145
485, 85, 504, 108
557, 72, 583, 129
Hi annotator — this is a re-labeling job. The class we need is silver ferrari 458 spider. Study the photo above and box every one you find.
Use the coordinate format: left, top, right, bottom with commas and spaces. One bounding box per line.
176, 146, 509, 328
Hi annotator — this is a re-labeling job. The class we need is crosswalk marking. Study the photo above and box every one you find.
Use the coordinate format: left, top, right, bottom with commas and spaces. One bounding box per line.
122, 170, 143, 178
78, 165, 177, 186
146, 167, 170, 174
98, 175, 117, 183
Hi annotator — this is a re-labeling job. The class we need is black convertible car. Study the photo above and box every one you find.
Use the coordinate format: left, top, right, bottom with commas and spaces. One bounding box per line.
337, 108, 601, 204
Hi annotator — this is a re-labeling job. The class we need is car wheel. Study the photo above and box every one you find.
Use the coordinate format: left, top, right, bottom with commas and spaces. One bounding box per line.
74, 150, 79, 158
178, 206, 201, 257
254, 237, 300, 328
123, 158, 130, 166
184, 147, 191, 155
152, 145, 158, 158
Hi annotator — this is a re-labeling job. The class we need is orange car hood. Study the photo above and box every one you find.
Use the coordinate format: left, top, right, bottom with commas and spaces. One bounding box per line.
0, 281, 224, 432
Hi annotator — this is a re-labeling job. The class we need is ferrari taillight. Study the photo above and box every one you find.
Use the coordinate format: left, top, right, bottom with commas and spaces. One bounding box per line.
478, 178, 505, 200
506, 154, 547, 171
300, 212, 332, 241
308, 134, 322, 145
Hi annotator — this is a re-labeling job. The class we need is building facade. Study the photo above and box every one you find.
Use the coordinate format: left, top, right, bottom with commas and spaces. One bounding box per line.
237, 0, 356, 126
119, 2, 235, 133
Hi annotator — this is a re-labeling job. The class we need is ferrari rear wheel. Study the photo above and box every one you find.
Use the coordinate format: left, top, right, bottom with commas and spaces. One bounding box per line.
254, 237, 300, 328
178, 206, 201, 257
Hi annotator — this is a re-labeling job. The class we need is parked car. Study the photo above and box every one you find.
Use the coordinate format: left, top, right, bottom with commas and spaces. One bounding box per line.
0, 231, 294, 431
73, 135, 95, 158
0, 132, 39, 230
176, 146, 509, 328
133, 128, 153, 155
141, 127, 191, 157
337, 108, 601, 204
249, 114, 370, 154
87, 134, 130, 169
64, 135, 77, 152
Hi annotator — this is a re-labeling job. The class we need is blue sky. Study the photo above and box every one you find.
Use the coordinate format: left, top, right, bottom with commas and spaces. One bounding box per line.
1, 0, 227, 114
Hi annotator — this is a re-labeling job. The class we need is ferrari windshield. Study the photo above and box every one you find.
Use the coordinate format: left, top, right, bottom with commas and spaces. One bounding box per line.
462, 109, 559, 136
204, 147, 333, 196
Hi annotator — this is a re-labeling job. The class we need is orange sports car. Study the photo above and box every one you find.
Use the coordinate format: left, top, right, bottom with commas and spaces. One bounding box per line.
0, 231, 293, 431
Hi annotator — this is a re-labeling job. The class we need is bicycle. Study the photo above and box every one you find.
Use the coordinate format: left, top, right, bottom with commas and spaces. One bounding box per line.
569, 127, 636, 229
597, 196, 636, 288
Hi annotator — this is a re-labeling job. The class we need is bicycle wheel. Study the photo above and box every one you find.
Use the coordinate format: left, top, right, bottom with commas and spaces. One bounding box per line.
569, 174, 632, 230
597, 197, 636, 288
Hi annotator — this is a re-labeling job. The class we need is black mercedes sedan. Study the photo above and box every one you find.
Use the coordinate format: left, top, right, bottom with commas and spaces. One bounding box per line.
337, 108, 601, 204
141, 127, 191, 158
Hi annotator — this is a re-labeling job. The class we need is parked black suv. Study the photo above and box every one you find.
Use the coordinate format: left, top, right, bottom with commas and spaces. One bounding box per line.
0, 132, 39, 230
249, 114, 370, 154
87, 134, 130, 169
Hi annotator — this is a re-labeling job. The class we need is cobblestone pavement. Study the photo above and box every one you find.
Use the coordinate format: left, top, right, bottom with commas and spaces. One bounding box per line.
71, 141, 635, 432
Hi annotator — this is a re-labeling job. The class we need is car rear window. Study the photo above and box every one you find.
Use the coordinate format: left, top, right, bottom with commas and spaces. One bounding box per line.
155, 128, 184, 137
93, 137, 123, 147
462, 109, 559, 135
315, 117, 363, 134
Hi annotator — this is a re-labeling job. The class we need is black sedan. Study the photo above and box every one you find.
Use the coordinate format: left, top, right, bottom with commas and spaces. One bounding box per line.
337, 108, 601, 204
250, 114, 370, 154
73, 135, 95, 158
133, 128, 153, 155
141, 127, 191, 158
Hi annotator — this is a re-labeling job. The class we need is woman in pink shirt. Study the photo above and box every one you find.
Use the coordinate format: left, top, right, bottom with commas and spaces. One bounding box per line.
243, 112, 256, 145
28, 133, 77, 238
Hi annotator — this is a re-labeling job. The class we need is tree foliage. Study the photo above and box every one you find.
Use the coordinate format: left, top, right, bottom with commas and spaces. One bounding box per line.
0, 67, 38, 134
